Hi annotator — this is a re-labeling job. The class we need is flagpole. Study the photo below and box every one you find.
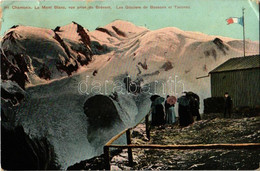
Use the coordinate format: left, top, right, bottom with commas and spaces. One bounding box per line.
242, 8, 245, 57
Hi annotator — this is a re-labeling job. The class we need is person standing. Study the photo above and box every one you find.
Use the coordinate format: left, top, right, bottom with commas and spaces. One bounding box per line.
224, 92, 232, 118
150, 95, 165, 126
165, 95, 176, 124
186, 92, 201, 121
177, 93, 194, 127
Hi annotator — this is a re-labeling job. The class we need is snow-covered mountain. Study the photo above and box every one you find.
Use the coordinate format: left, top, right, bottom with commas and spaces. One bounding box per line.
87, 20, 259, 103
1, 20, 259, 92
1, 20, 259, 169
1, 22, 92, 88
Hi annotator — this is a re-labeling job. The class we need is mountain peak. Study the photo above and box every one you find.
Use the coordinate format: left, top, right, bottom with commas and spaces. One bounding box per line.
213, 37, 223, 44
104, 20, 148, 36
10, 25, 19, 29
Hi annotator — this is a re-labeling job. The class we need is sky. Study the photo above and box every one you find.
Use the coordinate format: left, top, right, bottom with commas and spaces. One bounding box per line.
0, 0, 259, 41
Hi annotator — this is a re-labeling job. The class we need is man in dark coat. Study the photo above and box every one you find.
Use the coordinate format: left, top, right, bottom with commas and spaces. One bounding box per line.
224, 92, 232, 118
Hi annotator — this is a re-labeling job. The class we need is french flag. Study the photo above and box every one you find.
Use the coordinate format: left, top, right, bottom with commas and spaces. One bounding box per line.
226, 17, 243, 26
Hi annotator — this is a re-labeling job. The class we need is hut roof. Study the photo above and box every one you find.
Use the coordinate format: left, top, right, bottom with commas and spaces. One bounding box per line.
210, 55, 260, 73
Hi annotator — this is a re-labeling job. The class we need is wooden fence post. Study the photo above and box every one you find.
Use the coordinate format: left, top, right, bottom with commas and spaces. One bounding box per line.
126, 129, 133, 166
104, 146, 110, 170
145, 115, 150, 140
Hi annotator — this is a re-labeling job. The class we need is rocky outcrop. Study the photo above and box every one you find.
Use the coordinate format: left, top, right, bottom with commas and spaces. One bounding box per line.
53, 26, 61, 32
53, 32, 72, 59
96, 27, 113, 36
1, 51, 29, 89
1, 88, 24, 105
204, 48, 217, 60
1, 125, 60, 170
55, 22, 93, 69
161, 61, 174, 71
73, 21, 91, 46
112, 26, 126, 37
138, 59, 148, 70
213, 38, 229, 55
38, 64, 52, 80
53, 32, 80, 76
91, 41, 111, 55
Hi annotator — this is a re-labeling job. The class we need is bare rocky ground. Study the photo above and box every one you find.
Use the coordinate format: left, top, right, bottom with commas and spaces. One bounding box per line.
110, 114, 260, 170
68, 113, 260, 170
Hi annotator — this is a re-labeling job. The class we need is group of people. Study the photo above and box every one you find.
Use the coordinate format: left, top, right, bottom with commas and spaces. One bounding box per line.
177, 92, 201, 127
150, 91, 201, 127
150, 91, 233, 127
150, 95, 176, 126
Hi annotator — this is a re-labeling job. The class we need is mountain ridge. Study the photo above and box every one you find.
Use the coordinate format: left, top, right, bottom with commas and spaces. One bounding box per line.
1, 20, 259, 103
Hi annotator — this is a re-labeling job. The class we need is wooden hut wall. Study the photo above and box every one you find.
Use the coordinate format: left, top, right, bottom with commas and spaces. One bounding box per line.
211, 68, 260, 107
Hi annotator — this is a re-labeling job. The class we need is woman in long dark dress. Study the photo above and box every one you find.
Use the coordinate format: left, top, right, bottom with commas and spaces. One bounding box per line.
150, 95, 165, 126
177, 95, 194, 127
186, 92, 201, 121
155, 104, 165, 125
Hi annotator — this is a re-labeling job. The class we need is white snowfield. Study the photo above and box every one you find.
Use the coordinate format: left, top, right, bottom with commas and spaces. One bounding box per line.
2, 20, 259, 169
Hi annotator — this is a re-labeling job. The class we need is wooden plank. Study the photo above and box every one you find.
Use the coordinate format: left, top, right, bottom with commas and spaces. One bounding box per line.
107, 143, 260, 149
126, 129, 133, 166
103, 146, 110, 170
145, 115, 150, 140
105, 112, 151, 146
196, 75, 209, 79
105, 128, 129, 146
